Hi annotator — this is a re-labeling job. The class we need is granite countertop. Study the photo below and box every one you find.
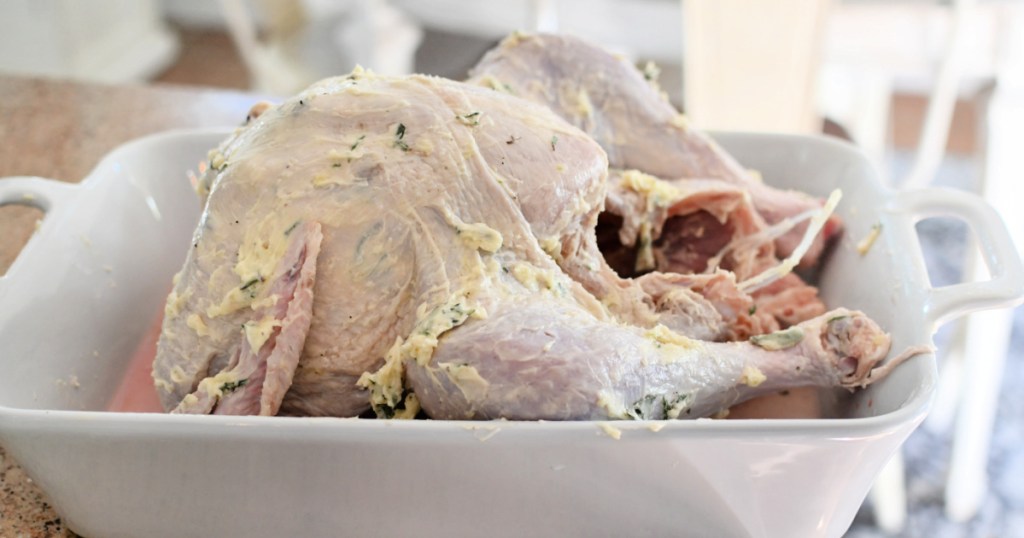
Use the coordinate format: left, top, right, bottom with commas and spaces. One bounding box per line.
0, 75, 262, 537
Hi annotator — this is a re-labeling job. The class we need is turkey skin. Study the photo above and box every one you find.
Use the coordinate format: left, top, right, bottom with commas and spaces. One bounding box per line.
153, 63, 911, 420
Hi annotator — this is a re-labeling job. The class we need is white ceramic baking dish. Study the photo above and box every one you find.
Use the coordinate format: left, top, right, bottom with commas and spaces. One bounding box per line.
0, 129, 1021, 538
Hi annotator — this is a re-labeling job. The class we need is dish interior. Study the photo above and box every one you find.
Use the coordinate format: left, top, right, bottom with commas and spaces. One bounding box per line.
0, 130, 936, 421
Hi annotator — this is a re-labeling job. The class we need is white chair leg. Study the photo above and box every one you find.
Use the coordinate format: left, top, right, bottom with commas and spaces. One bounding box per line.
818, 63, 893, 170
870, 452, 908, 533
530, 0, 560, 32
219, 0, 313, 95
923, 319, 967, 434
945, 306, 1016, 521
900, 0, 977, 190
944, 55, 1024, 519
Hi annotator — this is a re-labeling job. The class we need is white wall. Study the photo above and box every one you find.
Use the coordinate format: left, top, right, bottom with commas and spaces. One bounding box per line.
0, 0, 179, 83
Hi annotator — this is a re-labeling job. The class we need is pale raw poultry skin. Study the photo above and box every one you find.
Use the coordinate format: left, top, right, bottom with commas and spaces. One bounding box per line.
470, 33, 834, 331
468, 33, 842, 267
153, 44, 905, 420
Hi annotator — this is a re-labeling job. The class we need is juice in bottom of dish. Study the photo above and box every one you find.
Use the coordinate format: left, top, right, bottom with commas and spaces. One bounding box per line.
107, 311, 163, 413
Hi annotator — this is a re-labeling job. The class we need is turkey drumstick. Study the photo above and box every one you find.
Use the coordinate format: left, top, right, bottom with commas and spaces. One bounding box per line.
407, 295, 893, 421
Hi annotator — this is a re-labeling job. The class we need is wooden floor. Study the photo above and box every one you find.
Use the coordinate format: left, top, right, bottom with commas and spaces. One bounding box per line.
154, 25, 249, 90
893, 93, 977, 156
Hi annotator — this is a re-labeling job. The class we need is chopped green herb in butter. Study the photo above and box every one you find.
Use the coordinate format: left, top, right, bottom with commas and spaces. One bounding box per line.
750, 327, 804, 351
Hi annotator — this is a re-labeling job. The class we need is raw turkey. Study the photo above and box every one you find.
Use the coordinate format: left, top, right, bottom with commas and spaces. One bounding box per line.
468, 33, 843, 268
468, 33, 841, 332
153, 47, 913, 421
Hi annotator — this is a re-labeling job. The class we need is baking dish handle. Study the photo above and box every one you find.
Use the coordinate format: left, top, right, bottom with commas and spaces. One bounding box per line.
0, 176, 82, 286
891, 187, 1024, 328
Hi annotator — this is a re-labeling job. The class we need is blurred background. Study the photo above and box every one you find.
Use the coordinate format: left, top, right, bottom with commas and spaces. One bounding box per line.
0, 0, 1022, 536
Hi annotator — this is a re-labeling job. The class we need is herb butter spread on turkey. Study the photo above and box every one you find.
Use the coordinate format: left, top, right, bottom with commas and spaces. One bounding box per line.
153, 36, 922, 421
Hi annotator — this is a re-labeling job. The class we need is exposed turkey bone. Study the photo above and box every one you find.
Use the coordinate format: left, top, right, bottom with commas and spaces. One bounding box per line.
601, 169, 827, 331
635, 270, 779, 341
603, 169, 770, 279
469, 32, 842, 266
